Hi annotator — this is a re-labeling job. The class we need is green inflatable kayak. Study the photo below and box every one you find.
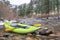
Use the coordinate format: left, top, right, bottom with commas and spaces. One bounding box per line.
4, 22, 41, 34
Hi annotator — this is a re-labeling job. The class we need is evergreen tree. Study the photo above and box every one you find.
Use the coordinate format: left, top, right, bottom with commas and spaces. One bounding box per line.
26, 0, 33, 15
18, 4, 26, 17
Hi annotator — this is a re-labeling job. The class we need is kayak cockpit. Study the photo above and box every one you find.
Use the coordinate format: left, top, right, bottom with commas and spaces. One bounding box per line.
10, 22, 30, 29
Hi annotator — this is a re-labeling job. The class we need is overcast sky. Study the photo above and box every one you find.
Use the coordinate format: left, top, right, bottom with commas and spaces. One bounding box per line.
8, 0, 31, 5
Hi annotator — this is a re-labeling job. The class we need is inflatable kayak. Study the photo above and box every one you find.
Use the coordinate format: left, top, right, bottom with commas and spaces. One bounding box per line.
4, 22, 41, 34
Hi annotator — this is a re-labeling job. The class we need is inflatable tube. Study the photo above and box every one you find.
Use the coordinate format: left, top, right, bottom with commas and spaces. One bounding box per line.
4, 22, 41, 34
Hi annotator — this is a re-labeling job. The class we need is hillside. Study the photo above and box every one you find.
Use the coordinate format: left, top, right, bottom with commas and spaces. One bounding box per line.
0, 2, 18, 20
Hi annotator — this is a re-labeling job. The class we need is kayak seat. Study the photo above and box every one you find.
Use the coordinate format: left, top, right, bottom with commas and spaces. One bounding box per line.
10, 25, 26, 29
